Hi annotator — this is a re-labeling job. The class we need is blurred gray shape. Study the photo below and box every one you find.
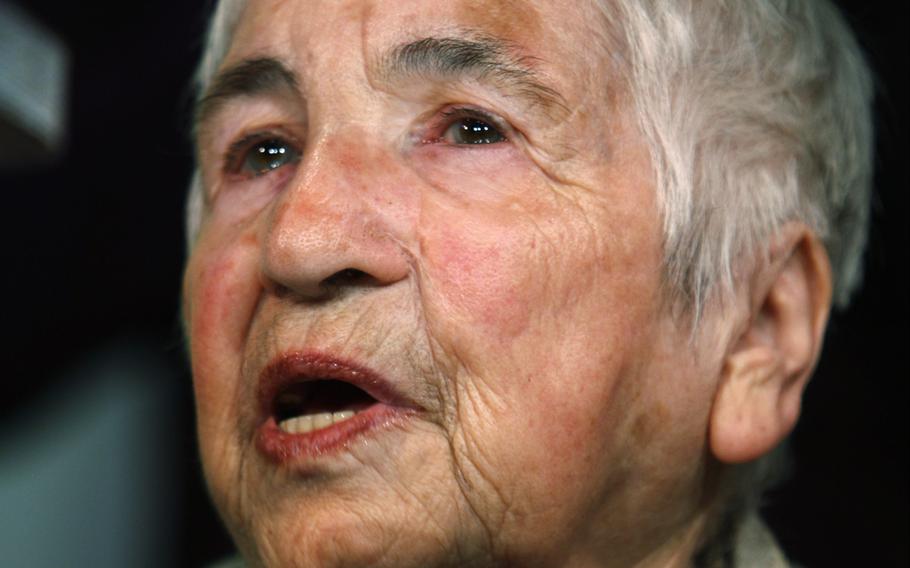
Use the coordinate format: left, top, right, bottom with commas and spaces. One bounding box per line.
0, 339, 181, 567
0, 1, 69, 169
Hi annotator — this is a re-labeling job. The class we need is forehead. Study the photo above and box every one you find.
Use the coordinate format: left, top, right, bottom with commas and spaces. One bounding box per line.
224, 0, 609, 86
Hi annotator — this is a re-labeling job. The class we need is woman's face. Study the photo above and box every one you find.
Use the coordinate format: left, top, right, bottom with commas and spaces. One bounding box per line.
185, 0, 720, 565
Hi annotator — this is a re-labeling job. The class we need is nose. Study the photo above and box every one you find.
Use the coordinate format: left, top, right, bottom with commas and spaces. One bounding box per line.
260, 141, 411, 301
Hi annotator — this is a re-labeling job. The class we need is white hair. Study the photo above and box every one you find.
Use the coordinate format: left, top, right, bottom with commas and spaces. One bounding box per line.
595, 0, 873, 316
185, 0, 247, 246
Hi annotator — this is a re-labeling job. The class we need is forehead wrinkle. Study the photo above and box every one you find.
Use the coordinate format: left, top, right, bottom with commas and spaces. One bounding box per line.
372, 30, 569, 119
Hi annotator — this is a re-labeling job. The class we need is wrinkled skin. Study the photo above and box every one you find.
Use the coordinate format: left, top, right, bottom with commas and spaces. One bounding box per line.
184, 0, 730, 566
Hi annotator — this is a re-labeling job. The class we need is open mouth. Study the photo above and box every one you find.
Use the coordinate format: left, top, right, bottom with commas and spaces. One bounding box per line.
272, 379, 378, 434
256, 352, 418, 464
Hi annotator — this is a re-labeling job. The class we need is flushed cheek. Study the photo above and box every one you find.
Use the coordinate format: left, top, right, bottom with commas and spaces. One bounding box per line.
185, 231, 262, 404
420, 224, 533, 344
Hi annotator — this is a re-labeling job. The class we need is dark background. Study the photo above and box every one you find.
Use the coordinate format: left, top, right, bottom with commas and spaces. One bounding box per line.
1, 1, 906, 566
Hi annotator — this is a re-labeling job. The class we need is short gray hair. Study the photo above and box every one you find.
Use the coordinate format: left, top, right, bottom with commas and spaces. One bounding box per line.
185, 0, 246, 246
596, 0, 873, 317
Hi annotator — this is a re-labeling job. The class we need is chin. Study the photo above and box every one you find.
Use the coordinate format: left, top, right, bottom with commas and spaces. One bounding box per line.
225, 495, 485, 568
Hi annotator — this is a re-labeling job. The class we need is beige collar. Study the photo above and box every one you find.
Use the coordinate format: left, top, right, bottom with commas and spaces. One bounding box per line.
733, 514, 792, 568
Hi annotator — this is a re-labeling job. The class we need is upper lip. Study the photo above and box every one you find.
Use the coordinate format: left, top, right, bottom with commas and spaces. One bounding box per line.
256, 350, 420, 419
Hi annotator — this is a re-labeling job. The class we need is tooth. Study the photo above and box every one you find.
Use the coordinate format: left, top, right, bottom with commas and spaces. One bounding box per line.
332, 410, 355, 424
278, 416, 296, 433
279, 411, 359, 434
298, 415, 315, 433
312, 412, 333, 430
286, 416, 308, 434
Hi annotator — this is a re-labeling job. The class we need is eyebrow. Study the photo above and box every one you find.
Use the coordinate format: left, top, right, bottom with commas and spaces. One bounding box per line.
378, 34, 569, 117
194, 33, 570, 134
194, 57, 299, 134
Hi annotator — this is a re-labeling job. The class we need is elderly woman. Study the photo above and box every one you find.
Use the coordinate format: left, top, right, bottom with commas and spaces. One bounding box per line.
182, 0, 872, 566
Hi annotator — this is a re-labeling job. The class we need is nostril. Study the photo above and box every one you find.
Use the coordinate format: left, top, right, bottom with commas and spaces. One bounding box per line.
264, 268, 378, 302
321, 268, 371, 289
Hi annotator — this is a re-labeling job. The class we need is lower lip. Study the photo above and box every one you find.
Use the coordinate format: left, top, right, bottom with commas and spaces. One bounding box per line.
256, 402, 414, 464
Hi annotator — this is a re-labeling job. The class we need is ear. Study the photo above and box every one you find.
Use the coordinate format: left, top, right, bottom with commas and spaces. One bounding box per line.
709, 224, 832, 464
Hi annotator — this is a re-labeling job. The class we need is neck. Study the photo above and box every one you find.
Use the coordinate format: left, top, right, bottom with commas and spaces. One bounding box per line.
554, 509, 712, 568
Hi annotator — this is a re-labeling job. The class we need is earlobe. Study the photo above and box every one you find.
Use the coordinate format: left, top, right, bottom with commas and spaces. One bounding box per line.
709, 225, 832, 464
710, 348, 796, 463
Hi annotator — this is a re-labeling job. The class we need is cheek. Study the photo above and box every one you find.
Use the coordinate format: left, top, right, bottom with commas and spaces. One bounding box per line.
420, 222, 533, 343
185, 230, 262, 406
189, 256, 236, 350
184, 229, 264, 522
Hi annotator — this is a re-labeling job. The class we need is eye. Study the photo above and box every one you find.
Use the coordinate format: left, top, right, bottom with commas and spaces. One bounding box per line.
225, 135, 302, 177
438, 110, 508, 146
